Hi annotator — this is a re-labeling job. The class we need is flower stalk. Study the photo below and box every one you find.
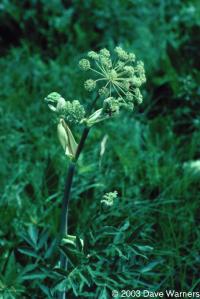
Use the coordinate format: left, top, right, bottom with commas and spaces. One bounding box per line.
58, 126, 90, 299
43, 46, 146, 299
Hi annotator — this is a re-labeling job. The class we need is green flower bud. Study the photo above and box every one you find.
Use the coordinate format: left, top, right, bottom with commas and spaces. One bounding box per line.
100, 48, 110, 57
57, 119, 78, 159
125, 92, 134, 102
135, 60, 145, 73
131, 76, 143, 87
134, 88, 143, 104
79, 59, 90, 71
135, 61, 146, 84
129, 52, 136, 62
140, 74, 147, 84
116, 60, 125, 70
119, 81, 130, 91
100, 56, 112, 68
124, 66, 135, 75
115, 46, 129, 60
84, 79, 96, 91
98, 86, 110, 97
88, 51, 99, 60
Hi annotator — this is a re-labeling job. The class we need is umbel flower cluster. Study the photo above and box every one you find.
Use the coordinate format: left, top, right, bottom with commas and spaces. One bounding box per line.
79, 46, 146, 111
44, 47, 146, 159
44, 92, 85, 125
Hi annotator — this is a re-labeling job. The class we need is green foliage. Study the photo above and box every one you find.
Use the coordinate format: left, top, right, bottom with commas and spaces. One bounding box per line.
56, 216, 156, 297
0, 0, 200, 297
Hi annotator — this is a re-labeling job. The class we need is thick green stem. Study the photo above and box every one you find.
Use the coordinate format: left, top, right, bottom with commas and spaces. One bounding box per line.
58, 163, 75, 299
58, 127, 90, 299
75, 127, 90, 161
60, 163, 75, 237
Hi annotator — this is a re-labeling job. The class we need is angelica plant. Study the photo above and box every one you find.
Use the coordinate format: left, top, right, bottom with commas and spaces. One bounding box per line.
44, 46, 146, 299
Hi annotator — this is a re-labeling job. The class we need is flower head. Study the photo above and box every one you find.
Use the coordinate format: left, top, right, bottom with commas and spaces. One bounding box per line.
62, 100, 85, 125
84, 79, 96, 91
79, 59, 90, 71
79, 46, 146, 111
44, 92, 85, 125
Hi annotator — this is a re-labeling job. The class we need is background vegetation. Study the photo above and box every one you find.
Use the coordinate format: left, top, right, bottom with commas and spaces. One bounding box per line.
0, 0, 200, 298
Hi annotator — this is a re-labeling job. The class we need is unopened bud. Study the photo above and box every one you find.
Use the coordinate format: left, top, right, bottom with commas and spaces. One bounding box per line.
57, 119, 77, 159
